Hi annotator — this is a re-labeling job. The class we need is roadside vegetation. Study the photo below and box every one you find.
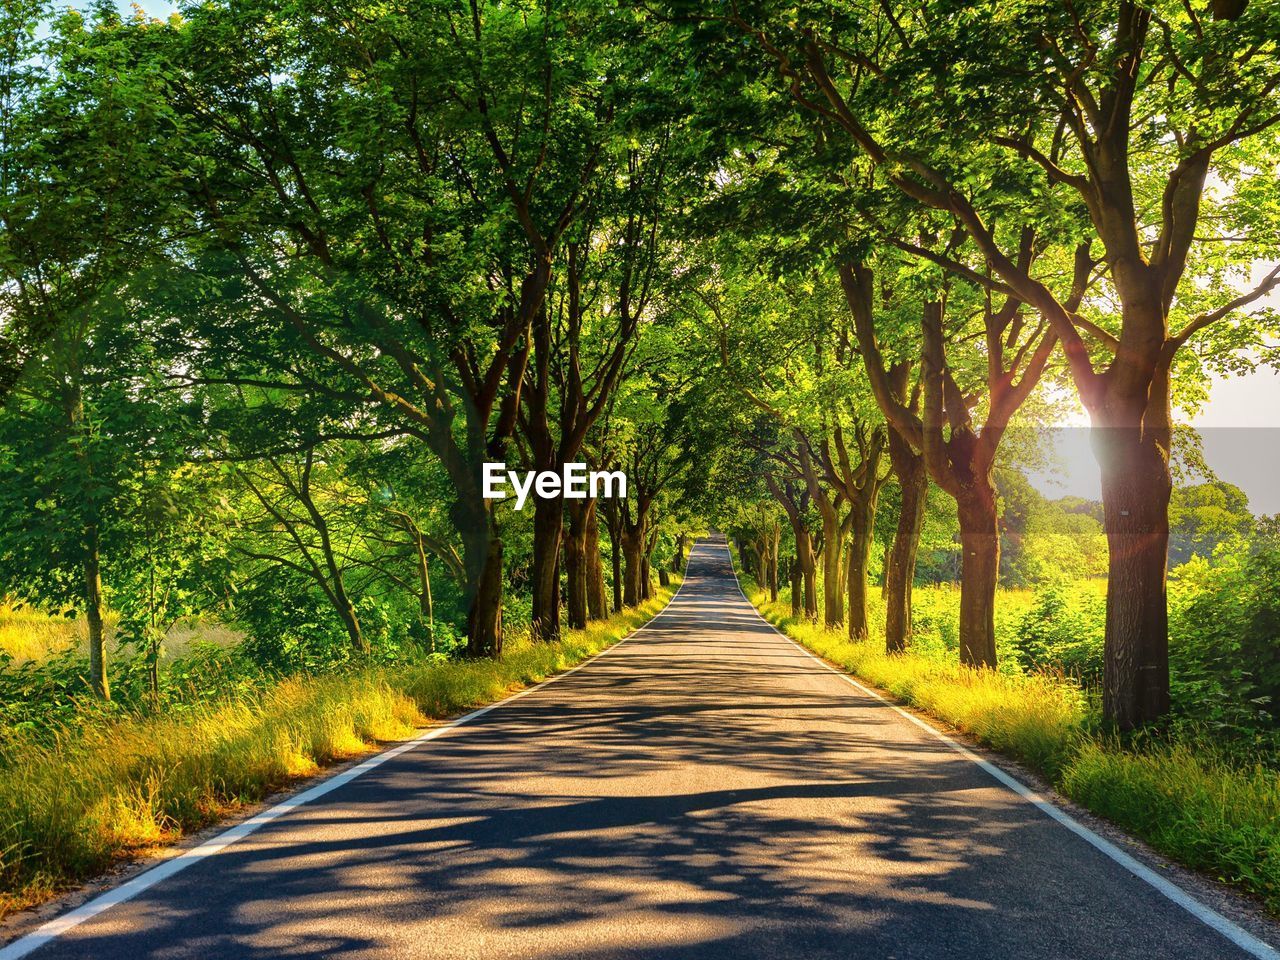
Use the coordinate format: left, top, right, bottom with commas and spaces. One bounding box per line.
735, 554, 1280, 915
0, 583, 677, 918
2, 0, 1279, 940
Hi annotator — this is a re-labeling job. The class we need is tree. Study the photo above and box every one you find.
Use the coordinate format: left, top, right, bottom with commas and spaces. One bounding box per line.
710, 0, 1280, 724
520, 124, 675, 639
0, 3, 182, 696
842, 246, 1073, 665
231, 443, 377, 656
158, 0, 640, 656
1168, 481, 1254, 566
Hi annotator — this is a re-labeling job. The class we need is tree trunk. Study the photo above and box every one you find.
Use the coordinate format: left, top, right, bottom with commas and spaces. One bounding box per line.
802, 543, 817, 619
463, 521, 504, 658
564, 501, 589, 630
83, 527, 110, 701
1093, 421, 1173, 729
674, 533, 687, 572
768, 525, 780, 602
604, 507, 624, 613
846, 503, 876, 642
585, 502, 608, 620
778, 512, 813, 613
530, 498, 564, 641
819, 517, 843, 628
610, 537, 623, 612
956, 489, 999, 668
408, 528, 435, 653
622, 527, 644, 607
333, 591, 366, 656
69, 377, 109, 701
885, 432, 927, 653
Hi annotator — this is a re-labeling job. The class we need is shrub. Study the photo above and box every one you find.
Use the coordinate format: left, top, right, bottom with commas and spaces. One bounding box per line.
1013, 582, 1106, 685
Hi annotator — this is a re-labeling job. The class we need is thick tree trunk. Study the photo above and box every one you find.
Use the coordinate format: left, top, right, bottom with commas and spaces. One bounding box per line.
956, 489, 999, 668
530, 499, 564, 641
622, 527, 644, 607
83, 528, 110, 701
640, 553, 653, 601
674, 533, 687, 572
1093, 423, 1173, 729
585, 503, 608, 620
885, 433, 927, 653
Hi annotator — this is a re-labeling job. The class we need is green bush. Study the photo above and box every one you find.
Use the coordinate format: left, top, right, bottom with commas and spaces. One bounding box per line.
1013, 582, 1106, 684
1169, 543, 1280, 743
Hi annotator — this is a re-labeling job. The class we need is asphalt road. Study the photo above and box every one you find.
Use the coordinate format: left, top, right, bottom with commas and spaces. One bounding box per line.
7, 538, 1275, 959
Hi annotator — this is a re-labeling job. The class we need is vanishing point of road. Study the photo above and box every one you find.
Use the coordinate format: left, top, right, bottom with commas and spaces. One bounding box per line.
5, 538, 1276, 959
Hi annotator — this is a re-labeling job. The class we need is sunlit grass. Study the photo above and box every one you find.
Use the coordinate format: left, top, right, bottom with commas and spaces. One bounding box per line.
739, 565, 1280, 915
0, 605, 241, 664
0, 605, 86, 662
751, 589, 1089, 778
0, 578, 679, 918
1063, 740, 1280, 907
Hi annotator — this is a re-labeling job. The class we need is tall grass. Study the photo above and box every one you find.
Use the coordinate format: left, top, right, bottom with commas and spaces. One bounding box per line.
0, 604, 241, 665
0, 582, 677, 918
742, 571, 1280, 915
0, 606, 85, 663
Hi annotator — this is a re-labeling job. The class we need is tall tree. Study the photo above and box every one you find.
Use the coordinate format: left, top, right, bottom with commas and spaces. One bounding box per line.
521, 125, 673, 640
711, 0, 1280, 723
163, 0, 628, 656
0, 4, 182, 697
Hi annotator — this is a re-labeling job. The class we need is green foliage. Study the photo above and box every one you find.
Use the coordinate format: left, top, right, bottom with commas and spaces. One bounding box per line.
1168, 481, 1254, 567
1169, 544, 1280, 743
1013, 583, 1106, 685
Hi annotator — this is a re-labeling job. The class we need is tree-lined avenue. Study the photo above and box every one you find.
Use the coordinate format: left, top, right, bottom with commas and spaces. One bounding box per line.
3, 538, 1270, 960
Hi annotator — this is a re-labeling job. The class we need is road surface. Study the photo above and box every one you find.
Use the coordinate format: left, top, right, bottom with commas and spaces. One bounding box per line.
5, 538, 1274, 959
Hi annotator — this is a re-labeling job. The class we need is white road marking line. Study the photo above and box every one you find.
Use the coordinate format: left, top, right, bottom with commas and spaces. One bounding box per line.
718, 541, 1279, 960
0, 548, 701, 959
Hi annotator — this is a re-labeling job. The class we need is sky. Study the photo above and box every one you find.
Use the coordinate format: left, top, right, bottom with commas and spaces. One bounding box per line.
73, 2, 1280, 517
1032, 282, 1280, 516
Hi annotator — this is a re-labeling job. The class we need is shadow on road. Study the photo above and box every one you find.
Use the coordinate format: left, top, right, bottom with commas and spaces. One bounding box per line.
27, 540, 1254, 960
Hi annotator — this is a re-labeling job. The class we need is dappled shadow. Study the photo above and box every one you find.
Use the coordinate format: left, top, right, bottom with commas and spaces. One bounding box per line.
28, 542, 1256, 960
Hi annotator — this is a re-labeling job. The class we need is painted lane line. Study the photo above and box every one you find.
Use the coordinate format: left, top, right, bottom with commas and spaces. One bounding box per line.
0, 546, 702, 960
719, 542, 1278, 960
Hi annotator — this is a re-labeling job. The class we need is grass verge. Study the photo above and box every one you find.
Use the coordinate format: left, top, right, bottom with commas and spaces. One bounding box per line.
0, 580, 678, 919
739, 572, 1280, 917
